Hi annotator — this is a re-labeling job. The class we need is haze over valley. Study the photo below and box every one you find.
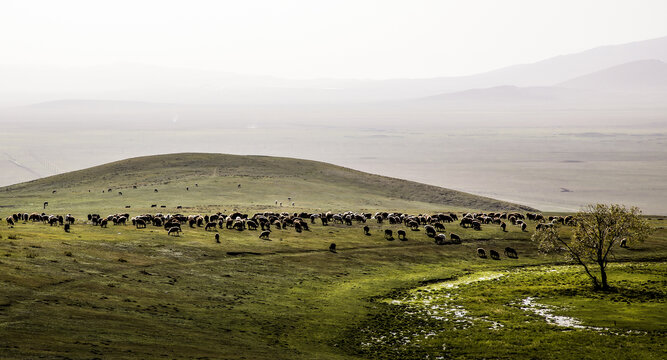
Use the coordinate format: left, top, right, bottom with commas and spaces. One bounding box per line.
2, 35, 666, 213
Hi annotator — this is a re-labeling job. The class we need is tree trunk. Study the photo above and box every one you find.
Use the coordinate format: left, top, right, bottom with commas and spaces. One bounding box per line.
599, 263, 609, 290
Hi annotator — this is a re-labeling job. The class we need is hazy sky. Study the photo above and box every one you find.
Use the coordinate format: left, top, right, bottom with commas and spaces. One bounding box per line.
2, 0, 667, 79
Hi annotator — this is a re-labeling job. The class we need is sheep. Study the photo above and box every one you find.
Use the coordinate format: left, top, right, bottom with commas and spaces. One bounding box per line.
397, 229, 407, 240
246, 220, 258, 230
521, 222, 527, 232
434, 233, 446, 245
167, 227, 181, 236
424, 225, 436, 237
363, 225, 370, 235
620, 238, 628, 248
135, 219, 147, 229
100, 219, 108, 228
215, 233, 220, 243
43, 201, 48, 209
294, 222, 303, 233
64, 223, 70, 233
500, 222, 507, 232
489, 249, 500, 260
6, 217, 14, 226
504, 247, 518, 258
434, 223, 445, 231
205, 222, 217, 231
259, 230, 271, 240
450, 233, 461, 243
384, 229, 393, 240
329, 243, 337, 253
477, 248, 487, 258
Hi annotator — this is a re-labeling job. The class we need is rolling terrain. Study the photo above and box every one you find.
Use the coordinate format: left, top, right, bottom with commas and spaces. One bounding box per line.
0, 153, 535, 215
0, 153, 665, 359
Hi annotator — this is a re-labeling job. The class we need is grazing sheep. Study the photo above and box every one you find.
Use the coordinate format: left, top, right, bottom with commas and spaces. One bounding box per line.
363, 225, 370, 235
205, 222, 217, 231
154, 189, 159, 192
384, 229, 393, 240
397, 229, 407, 240
477, 248, 487, 258
620, 238, 628, 248
151, 204, 157, 208
434, 233, 446, 245
259, 230, 271, 239
215, 233, 220, 243
167, 227, 181, 236
424, 225, 436, 237
43, 201, 48, 209
472, 221, 482, 231
450, 233, 461, 243
135, 219, 147, 229
521, 222, 527, 232
247, 220, 258, 230
329, 243, 337, 252
434, 223, 445, 231
500, 222, 507, 232
64, 224, 70, 233
489, 249, 500, 260
294, 222, 303, 233
504, 247, 518, 258
118, 192, 123, 196
100, 219, 108, 228
6, 217, 14, 226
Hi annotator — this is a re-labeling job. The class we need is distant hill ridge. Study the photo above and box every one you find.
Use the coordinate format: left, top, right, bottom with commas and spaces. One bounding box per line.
2, 153, 535, 211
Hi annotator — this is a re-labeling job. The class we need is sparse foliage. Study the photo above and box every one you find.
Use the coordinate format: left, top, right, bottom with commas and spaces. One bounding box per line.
532, 204, 652, 290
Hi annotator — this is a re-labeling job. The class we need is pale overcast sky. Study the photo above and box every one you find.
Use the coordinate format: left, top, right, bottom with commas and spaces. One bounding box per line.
1, 0, 667, 79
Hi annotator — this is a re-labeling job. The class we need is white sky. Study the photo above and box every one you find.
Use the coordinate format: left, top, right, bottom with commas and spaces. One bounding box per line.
1, 0, 667, 79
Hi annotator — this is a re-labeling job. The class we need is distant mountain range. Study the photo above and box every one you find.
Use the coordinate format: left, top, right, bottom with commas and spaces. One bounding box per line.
0, 35, 666, 107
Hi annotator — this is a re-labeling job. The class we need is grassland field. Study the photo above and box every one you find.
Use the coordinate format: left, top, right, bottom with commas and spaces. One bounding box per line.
0, 154, 664, 359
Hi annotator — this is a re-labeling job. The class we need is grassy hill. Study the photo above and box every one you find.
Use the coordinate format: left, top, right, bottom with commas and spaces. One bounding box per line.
0, 152, 534, 215
0, 153, 664, 359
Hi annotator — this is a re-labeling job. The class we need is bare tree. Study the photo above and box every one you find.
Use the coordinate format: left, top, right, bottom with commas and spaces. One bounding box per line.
531, 204, 652, 290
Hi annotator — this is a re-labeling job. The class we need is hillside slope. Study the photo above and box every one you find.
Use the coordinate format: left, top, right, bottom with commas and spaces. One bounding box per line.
0, 153, 534, 213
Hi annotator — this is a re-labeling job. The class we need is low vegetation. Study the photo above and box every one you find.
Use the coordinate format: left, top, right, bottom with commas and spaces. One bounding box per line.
0, 154, 664, 359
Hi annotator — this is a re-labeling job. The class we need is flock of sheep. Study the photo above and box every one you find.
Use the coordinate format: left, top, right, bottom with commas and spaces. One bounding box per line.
3, 209, 573, 259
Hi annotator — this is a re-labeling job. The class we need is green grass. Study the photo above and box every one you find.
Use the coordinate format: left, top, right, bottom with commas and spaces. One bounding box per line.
0, 153, 664, 359
0, 153, 534, 216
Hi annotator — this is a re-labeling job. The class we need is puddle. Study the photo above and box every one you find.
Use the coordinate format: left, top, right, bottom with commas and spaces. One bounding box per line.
379, 272, 507, 336
516, 297, 646, 335
518, 296, 594, 329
